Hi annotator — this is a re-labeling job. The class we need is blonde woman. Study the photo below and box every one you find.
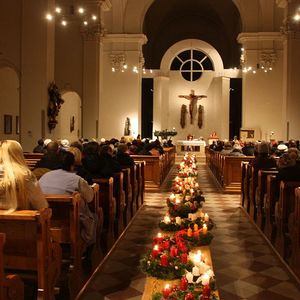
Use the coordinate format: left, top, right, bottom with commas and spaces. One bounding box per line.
0, 140, 48, 211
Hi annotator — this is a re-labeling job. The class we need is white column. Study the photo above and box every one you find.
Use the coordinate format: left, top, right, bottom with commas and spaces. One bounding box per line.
100, 34, 147, 139
220, 77, 230, 140
20, 0, 55, 151
280, 0, 300, 139
153, 76, 170, 135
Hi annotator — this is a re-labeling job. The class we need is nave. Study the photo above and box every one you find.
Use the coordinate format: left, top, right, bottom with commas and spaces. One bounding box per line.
77, 161, 300, 300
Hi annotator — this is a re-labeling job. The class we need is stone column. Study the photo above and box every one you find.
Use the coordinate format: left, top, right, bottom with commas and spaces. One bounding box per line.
100, 33, 147, 138
20, 0, 55, 151
81, 0, 111, 140
153, 76, 170, 135
278, 0, 300, 139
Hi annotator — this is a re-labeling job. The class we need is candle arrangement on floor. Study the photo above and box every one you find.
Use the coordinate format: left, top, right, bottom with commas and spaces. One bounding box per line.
140, 153, 219, 300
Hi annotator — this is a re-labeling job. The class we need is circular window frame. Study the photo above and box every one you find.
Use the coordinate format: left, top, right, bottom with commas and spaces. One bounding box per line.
171, 49, 214, 82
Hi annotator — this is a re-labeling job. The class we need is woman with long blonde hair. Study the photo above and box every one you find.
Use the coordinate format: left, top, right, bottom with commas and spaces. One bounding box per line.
0, 140, 48, 211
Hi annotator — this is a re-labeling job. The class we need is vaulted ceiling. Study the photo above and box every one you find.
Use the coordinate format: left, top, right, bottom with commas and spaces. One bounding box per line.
143, 0, 242, 69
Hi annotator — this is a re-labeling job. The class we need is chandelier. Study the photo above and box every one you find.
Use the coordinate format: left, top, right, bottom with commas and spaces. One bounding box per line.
45, 2, 99, 27
240, 48, 276, 74
110, 52, 152, 74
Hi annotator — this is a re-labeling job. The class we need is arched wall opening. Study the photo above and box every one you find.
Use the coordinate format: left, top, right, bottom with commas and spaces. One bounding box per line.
55, 91, 82, 142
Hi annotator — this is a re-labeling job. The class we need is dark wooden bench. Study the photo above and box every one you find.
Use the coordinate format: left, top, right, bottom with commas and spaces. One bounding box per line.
289, 187, 300, 278
255, 170, 278, 230
240, 161, 249, 209
112, 172, 126, 237
0, 233, 24, 300
263, 175, 280, 243
0, 208, 61, 300
44, 193, 82, 272
275, 180, 300, 259
121, 168, 132, 227
92, 178, 115, 253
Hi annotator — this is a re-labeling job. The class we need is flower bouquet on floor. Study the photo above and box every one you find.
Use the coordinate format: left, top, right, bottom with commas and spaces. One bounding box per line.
167, 193, 204, 218
183, 212, 214, 231
174, 227, 214, 248
151, 261, 219, 300
140, 235, 193, 280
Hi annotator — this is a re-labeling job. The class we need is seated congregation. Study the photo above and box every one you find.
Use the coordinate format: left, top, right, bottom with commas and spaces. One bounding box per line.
207, 138, 300, 281
0, 137, 173, 299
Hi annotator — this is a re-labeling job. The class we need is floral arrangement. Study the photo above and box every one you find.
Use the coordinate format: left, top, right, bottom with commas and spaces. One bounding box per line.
151, 276, 219, 300
175, 229, 214, 247
140, 236, 193, 280
154, 129, 178, 139
47, 82, 64, 131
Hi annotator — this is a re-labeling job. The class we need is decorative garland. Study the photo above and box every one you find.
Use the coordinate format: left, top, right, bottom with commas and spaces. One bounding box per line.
154, 129, 178, 139
175, 229, 214, 247
140, 236, 193, 280
47, 82, 64, 131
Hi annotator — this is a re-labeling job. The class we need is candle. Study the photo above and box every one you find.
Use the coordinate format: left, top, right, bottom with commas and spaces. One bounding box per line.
202, 273, 210, 285
198, 262, 207, 274
181, 253, 188, 263
187, 228, 193, 237
175, 216, 182, 225
162, 283, 171, 298
202, 224, 207, 235
204, 213, 209, 222
202, 284, 211, 299
151, 245, 159, 258
163, 215, 171, 224
192, 266, 200, 276
162, 240, 170, 250
188, 213, 193, 220
192, 250, 202, 265
180, 277, 188, 291
155, 232, 164, 243
169, 193, 176, 201
175, 198, 181, 204
194, 224, 198, 232
170, 246, 178, 257
160, 254, 168, 266
191, 214, 197, 221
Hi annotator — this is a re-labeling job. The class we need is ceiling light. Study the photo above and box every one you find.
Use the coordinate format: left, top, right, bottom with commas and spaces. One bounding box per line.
61, 20, 67, 26
46, 13, 53, 21
92, 15, 97, 21
55, 7, 62, 14
78, 7, 85, 14
83, 21, 88, 26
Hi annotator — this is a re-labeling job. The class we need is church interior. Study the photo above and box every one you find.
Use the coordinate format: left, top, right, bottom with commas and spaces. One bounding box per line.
1, 0, 300, 299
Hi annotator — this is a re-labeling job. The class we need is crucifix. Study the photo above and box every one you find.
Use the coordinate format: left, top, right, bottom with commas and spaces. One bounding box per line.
178, 90, 207, 124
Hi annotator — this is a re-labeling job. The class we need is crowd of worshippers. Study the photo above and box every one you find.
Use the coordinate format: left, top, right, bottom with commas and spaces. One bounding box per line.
0, 137, 165, 262
209, 139, 300, 182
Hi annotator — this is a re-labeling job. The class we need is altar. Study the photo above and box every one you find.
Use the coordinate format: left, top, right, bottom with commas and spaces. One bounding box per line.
176, 140, 206, 156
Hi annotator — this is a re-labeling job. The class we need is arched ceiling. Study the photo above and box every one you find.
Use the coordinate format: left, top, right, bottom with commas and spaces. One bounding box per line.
143, 0, 242, 69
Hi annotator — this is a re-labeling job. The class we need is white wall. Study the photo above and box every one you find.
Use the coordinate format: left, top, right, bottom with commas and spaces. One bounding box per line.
0, 67, 19, 141
55, 91, 82, 143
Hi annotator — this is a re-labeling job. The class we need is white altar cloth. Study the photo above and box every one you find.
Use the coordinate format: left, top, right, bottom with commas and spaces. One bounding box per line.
176, 140, 206, 155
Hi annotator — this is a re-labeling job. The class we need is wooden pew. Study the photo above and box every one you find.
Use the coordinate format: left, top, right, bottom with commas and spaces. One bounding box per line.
92, 178, 115, 253
240, 161, 249, 209
221, 156, 254, 193
24, 153, 43, 171
255, 170, 278, 230
44, 193, 82, 272
135, 161, 145, 208
129, 165, 138, 218
121, 168, 132, 227
0, 233, 24, 300
0, 208, 61, 300
263, 175, 280, 243
290, 187, 300, 278
275, 180, 300, 259
112, 172, 126, 237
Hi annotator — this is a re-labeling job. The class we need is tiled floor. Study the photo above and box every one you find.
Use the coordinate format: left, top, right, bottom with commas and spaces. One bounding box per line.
77, 160, 300, 300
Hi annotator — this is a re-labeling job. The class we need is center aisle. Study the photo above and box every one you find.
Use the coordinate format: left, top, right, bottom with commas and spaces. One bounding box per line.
77, 160, 300, 300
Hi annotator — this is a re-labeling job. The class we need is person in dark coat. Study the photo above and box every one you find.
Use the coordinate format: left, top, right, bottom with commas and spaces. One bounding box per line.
34, 141, 62, 170
98, 145, 122, 178
33, 138, 44, 153
82, 141, 102, 178
115, 143, 135, 167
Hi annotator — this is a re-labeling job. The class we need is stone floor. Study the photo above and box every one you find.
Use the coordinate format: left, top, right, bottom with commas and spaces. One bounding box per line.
77, 161, 300, 300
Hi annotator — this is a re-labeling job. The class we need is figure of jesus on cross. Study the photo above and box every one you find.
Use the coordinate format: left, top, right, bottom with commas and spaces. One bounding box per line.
178, 90, 207, 124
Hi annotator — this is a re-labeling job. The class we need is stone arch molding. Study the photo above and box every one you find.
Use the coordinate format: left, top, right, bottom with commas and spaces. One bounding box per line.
160, 39, 224, 74
123, 0, 244, 33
